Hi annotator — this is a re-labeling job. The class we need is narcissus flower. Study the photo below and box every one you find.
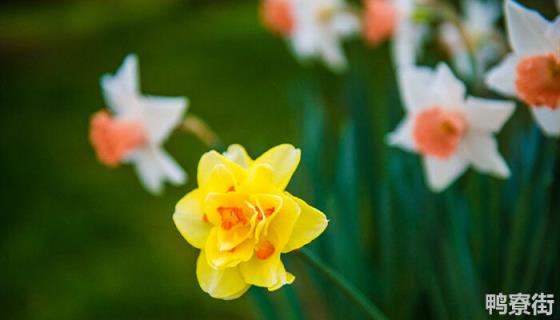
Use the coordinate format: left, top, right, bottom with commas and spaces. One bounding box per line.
364, 0, 428, 67
388, 63, 515, 192
485, 0, 560, 137
173, 144, 328, 299
265, 0, 360, 71
439, 0, 504, 78
89, 54, 188, 194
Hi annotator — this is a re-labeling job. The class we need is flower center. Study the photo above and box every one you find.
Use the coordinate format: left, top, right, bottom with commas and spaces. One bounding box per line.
255, 240, 275, 260
413, 106, 467, 159
261, 0, 294, 36
256, 206, 275, 221
89, 110, 146, 166
364, 0, 397, 45
218, 206, 248, 230
515, 53, 560, 110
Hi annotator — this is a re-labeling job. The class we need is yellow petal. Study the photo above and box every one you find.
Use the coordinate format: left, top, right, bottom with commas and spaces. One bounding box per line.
253, 144, 301, 190
206, 164, 237, 193
204, 192, 250, 227
268, 262, 295, 291
241, 164, 278, 194
239, 252, 294, 290
268, 195, 301, 249
197, 151, 246, 190
196, 251, 251, 300
205, 228, 254, 269
223, 144, 253, 168
282, 194, 328, 253
173, 189, 211, 249
251, 193, 284, 241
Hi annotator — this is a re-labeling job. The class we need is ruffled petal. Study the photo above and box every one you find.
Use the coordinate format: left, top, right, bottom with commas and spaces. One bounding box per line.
463, 97, 515, 132
223, 144, 253, 168
205, 228, 254, 269
267, 194, 301, 248
198, 151, 246, 191
505, 0, 552, 56
239, 254, 280, 288
196, 251, 250, 300
462, 132, 511, 178
423, 154, 469, 192
173, 189, 211, 249
253, 144, 301, 190
531, 107, 560, 137
282, 195, 327, 253
485, 54, 519, 97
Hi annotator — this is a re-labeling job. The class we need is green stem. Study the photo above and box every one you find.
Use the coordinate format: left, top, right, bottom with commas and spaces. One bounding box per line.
297, 248, 389, 320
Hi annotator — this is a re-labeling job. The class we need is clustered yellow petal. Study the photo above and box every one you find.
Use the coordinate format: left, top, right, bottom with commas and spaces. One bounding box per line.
173, 144, 328, 299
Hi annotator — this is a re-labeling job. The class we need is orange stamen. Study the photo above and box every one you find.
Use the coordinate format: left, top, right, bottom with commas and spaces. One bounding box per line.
413, 107, 466, 159
261, 0, 294, 36
218, 206, 247, 230
202, 214, 209, 223
363, 0, 397, 46
516, 53, 560, 109
89, 110, 146, 167
255, 240, 275, 260
227, 185, 236, 192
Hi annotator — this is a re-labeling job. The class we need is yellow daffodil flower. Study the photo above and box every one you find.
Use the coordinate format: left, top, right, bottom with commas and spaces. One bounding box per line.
173, 144, 328, 300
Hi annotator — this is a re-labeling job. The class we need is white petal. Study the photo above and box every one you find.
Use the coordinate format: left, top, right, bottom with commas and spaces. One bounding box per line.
462, 132, 510, 178
431, 63, 466, 108
153, 148, 187, 185
463, 96, 515, 132
387, 117, 417, 152
531, 107, 560, 137
485, 54, 519, 97
319, 40, 347, 72
439, 23, 471, 78
128, 147, 165, 194
141, 96, 188, 145
398, 66, 435, 112
330, 12, 360, 36
505, 0, 552, 56
126, 146, 186, 194
100, 54, 142, 116
547, 17, 560, 47
392, 21, 427, 67
423, 154, 469, 192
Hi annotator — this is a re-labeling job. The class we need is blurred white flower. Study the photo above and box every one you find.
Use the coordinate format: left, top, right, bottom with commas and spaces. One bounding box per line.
439, 0, 504, 78
363, 0, 429, 66
290, 0, 360, 71
90, 54, 188, 194
485, 0, 560, 137
388, 63, 514, 192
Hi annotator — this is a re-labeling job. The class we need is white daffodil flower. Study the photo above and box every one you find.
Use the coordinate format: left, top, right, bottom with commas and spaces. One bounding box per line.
290, 0, 360, 72
485, 0, 560, 137
388, 63, 514, 192
90, 54, 188, 194
439, 0, 503, 78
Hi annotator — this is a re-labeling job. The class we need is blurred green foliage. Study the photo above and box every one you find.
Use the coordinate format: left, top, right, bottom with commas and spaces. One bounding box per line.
1, 0, 559, 320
